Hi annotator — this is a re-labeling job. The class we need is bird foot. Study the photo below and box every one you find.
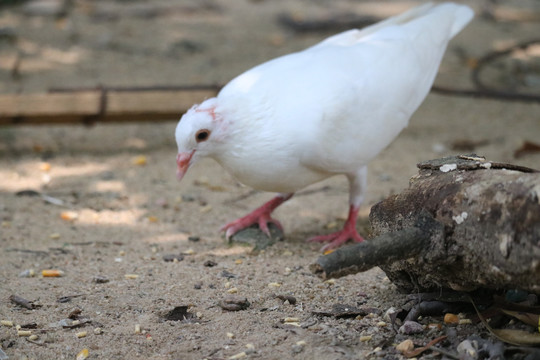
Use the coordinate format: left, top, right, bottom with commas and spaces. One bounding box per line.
220, 194, 292, 239
307, 204, 364, 251
221, 211, 283, 239
307, 227, 364, 252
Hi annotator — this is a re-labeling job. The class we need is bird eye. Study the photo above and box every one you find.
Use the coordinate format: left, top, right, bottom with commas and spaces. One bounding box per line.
195, 129, 210, 143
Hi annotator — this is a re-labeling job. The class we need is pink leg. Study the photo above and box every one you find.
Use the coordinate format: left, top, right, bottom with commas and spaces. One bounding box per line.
221, 193, 293, 239
307, 205, 364, 251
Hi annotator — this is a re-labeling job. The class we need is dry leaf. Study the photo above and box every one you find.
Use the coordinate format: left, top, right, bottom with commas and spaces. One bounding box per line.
501, 309, 539, 328
471, 296, 540, 346
403, 335, 447, 358
492, 329, 540, 346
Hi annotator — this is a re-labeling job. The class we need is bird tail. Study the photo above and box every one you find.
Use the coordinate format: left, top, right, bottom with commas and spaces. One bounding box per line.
359, 2, 473, 39
316, 2, 473, 47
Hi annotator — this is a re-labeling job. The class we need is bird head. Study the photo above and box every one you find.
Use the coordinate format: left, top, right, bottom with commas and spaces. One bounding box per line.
175, 98, 222, 181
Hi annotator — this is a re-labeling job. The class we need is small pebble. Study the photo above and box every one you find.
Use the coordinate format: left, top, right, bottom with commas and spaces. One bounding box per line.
396, 339, 414, 354
163, 254, 184, 262
291, 341, 305, 354
444, 313, 459, 324
76, 348, 89, 360
228, 352, 246, 360
383, 307, 397, 322
93, 275, 109, 284
399, 320, 424, 334
93, 327, 103, 335
218, 295, 250, 311
276, 294, 297, 305
457, 339, 477, 358
226, 332, 235, 339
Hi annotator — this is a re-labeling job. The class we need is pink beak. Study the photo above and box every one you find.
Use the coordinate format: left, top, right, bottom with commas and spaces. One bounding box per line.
176, 150, 195, 181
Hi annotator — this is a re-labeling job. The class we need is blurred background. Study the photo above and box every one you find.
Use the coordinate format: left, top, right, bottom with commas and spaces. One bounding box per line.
0, 0, 539, 155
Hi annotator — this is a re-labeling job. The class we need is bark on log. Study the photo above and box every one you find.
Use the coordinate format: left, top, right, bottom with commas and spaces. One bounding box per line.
312, 155, 540, 295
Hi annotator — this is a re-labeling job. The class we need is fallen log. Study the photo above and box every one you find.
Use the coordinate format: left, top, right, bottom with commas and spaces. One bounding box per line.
0, 85, 219, 125
311, 155, 540, 295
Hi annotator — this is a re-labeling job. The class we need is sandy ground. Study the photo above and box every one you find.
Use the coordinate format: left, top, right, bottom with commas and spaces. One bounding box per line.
1, 0, 540, 359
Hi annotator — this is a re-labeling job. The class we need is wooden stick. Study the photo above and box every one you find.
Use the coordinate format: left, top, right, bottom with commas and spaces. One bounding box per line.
310, 227, 430, 279
310, 212, 443, 279
0, 86, 219, 125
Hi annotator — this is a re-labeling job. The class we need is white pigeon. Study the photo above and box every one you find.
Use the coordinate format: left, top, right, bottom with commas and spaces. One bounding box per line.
175, 2, 474, 251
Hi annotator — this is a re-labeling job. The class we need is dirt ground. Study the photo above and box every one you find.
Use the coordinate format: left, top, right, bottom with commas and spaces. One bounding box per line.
1, 0, 540, 359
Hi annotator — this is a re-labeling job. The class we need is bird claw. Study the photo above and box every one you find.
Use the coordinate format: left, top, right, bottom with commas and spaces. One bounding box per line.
220, 194, 291, 240
221, 211, 283, 240
307, 228, 364, 252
